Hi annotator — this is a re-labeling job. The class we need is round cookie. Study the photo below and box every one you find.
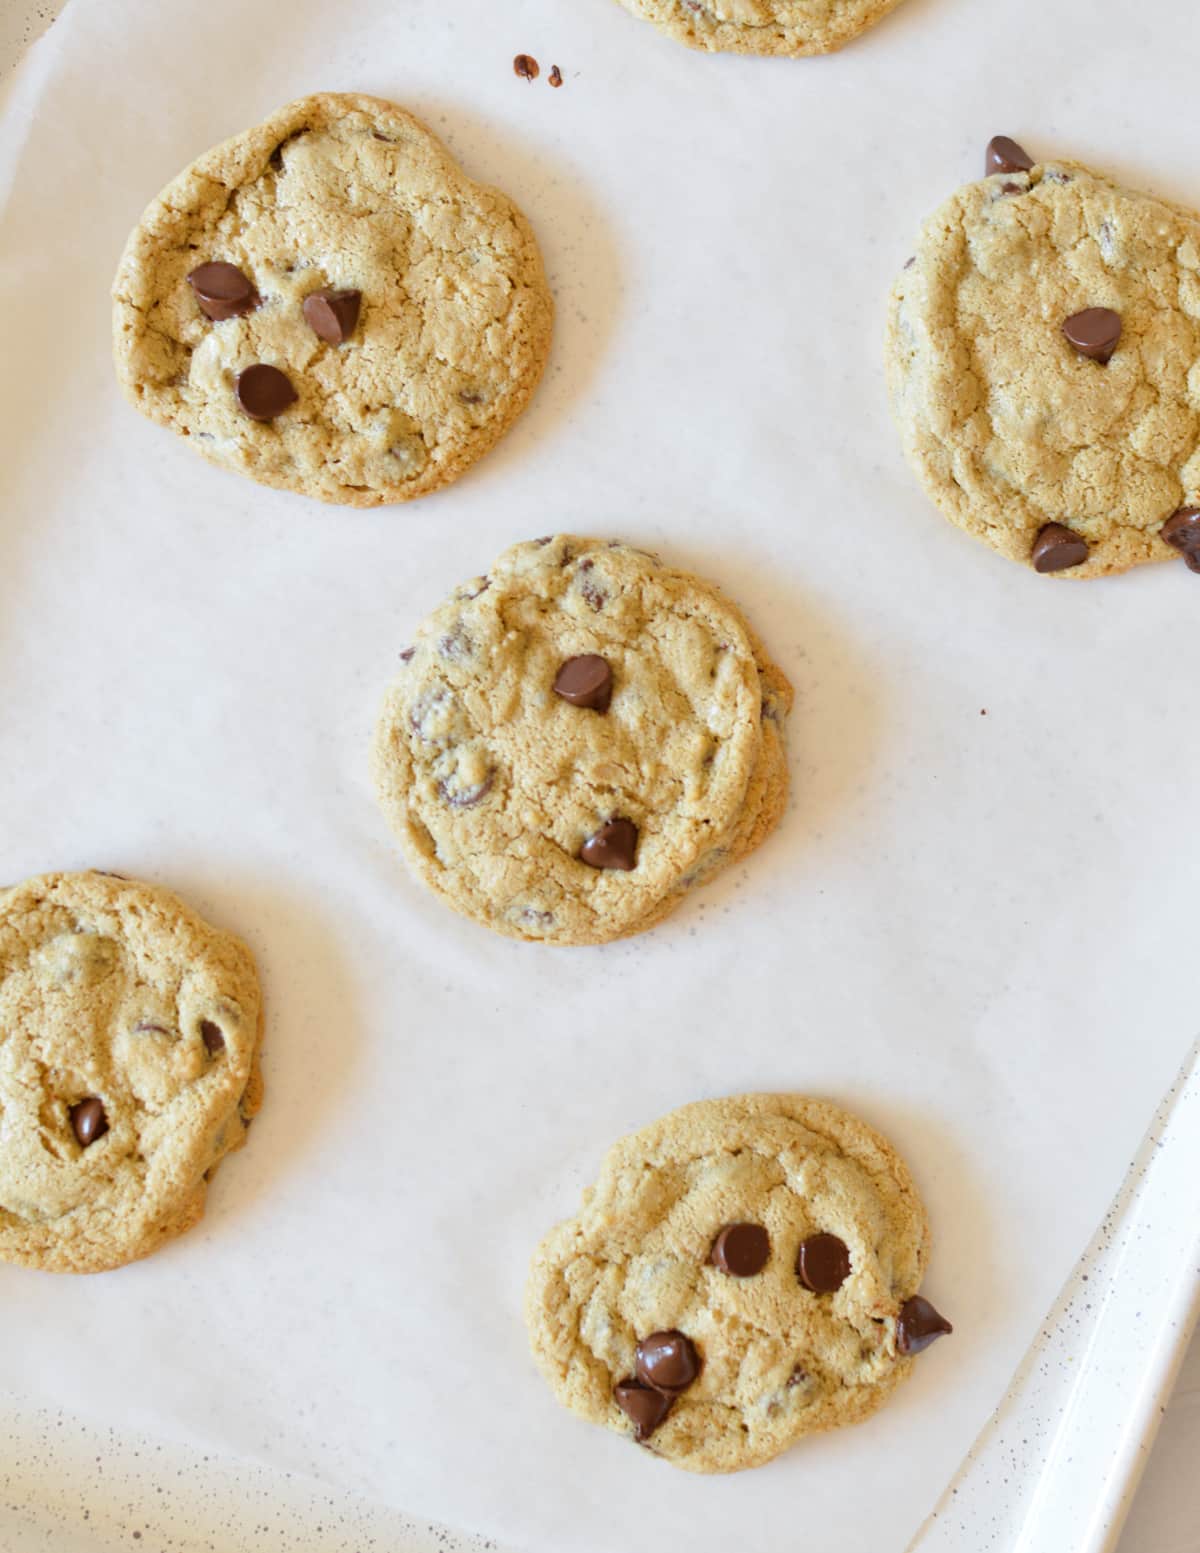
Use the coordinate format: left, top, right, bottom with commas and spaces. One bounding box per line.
887, 136, 1200, 578
612, 0, 909, 56
525, 1093, 950, 1473
0, 871, 263, 1274
112, 93, 553, 507
371, 536, 792, 947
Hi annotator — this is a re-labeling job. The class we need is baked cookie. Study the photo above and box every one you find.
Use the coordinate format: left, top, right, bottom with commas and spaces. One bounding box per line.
112, 93, 553, 506
0, 871, 263, 1274
612, 0, 908, 56
525, 1094, 950, 1472
887, 135, 1200, 578
371, 536, 792, 947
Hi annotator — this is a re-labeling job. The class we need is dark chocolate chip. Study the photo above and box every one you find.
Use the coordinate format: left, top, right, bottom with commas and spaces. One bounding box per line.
438, 772, 494, 809
187, 262, 259, 322
553, 655, 613, 712
1162, 507, 1200, 572
236, 364, 298, 421
70, 1097, 108, 1148
897, 1294, 953, 1355
710, 1222, 770, 1277
796, 1233, 851, 1294
302, 287, 361, 344
636, 1331, 700, 1393
1062, 307, 1121, 364
549, 65, 564, 88
614, 1381, 671, 1441
580, 818, 638, 871
200, 1019, 225, 1055
985, 136, 1033, 177
513, 53, 539, 80
1032, 522, 1089, 573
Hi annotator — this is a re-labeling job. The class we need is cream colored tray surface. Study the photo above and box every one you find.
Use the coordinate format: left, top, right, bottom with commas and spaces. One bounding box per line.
2, 1, 1200, 1551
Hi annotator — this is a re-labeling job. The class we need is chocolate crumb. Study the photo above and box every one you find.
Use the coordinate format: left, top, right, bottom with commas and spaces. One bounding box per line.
549, 65, 564, 88
514, 54, 539, 81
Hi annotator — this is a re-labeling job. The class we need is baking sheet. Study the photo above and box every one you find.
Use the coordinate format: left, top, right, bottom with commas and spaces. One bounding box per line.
1, 1, 1199, 1550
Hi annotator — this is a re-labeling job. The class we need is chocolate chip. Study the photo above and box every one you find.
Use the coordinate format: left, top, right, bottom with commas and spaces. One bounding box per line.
1062, 307, 1121, 364
134, 1020, 172, 1036
514, 53, 539, 80
549, 65, 564, 87
399, 647, 416, 662
186, 262, 259, 322
710, 1223, 770, 1277
985, 135, 1033, 176
200, 1019, 225, 1055
897, 1294, 953, 1355
786, 1365, 808, 1388
302, 288, 361, 344
796, 1233, 851, 1294
553, 655, 613, 712
236, 364, 298, 421
438, 772, 494, 809
268, 128, 308, 171
70, 1097, 108, 1148
635, 1331, 700, 1393
1162, 507, 1200, 572
614, 1381, 671, 1441
580, 818, 638, 871
1031, 522, 1089, 573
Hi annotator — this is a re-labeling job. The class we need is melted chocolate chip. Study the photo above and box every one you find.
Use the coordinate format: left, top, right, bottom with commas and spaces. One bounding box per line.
268, 128, 308, 171
236, 364, 298, 421
1162, 507, 1200, 572
302, 288, 361, 344
897, 1295, 953, 1355
134, 1020, 172, 1036
580, 818, 638, 871
70, 1097, 108, 1147
796, 1233, 851, 1294
200, 1019, 225, 1055
553, 655, 613, 712
438, 773, 494, 809
513, 53, 539, 80
710, 1222, 770, 1277
186, 262, 259, 322
1032, 522, 1089, 573
549, 65, 564, 87
1062, 307, 1121, 364
614, 1381, 671, 1441
636, 1331, 700, 1393
985, 135, 1034, 176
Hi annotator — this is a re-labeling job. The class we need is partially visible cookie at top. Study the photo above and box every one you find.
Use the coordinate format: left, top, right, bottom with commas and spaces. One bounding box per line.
612, 0, 909, 56
371, 537, 792, 946
112, 93, 553, 506
887, 135, 1200, 578
525, 1093, 951, 1473
0, 871, 263, 1274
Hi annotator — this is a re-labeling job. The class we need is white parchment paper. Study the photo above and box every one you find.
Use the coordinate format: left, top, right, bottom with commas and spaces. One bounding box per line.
1, 1, 1199, 1549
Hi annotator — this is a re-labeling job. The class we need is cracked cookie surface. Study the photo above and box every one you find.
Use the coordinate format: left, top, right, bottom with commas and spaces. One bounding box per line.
613, 0, 907, 56
887, 151, 1200, 577
371, 536, 791, 947
525, 1093, 941, 1472
112, 93, 553, 507
0, 872, 263, 1274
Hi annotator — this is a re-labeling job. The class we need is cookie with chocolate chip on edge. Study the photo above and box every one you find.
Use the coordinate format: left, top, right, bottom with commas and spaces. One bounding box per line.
525, 1093, 950, 1472
112, 92, 553, 506
887, 135, 1200, 577
0, 871, 263, 1274
371, 536, 792, 947
613, 0, 911, 57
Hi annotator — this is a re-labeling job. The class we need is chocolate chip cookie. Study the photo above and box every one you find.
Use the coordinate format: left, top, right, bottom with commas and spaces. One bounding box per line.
613, 0, 909, 56
887, 136, 1200, 577
525, 1093, 950, 1472
113, 93, 553, 506
371, 537, 792, 947
0, 872, 263, 1273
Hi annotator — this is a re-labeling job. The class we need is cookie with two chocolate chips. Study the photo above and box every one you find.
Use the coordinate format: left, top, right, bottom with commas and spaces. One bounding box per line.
371, 536, 791, 946
112, 92, 553, 506
525, 1093, 950, 1472
0, 871, 263, 1274
887, 135, 1200, 577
